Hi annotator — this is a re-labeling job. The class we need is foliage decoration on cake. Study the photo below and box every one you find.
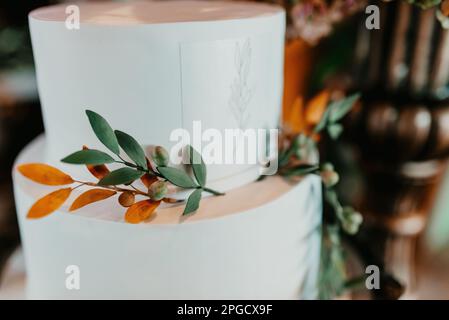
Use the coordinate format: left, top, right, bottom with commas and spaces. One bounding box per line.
17, 110, 224, 223
16, 90, 364, 297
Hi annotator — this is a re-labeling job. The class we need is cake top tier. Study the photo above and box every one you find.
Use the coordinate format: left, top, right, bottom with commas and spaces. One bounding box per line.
29, 0, 282, 25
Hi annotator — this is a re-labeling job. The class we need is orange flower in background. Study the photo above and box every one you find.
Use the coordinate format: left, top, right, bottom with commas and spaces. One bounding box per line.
282, 39, 314, 117
442, 0, 449, 16
283, 90, 330, 136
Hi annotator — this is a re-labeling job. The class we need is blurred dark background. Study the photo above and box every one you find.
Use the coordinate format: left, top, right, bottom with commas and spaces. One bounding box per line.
0, 1, 48, 281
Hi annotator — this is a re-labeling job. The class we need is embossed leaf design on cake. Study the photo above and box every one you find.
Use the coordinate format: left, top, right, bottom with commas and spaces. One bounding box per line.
229, 39, 253, 129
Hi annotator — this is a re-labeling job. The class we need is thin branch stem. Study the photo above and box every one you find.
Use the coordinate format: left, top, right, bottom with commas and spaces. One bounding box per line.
202, 187, 225, 196
115, 160, 164, 178
74, 180, 148, 196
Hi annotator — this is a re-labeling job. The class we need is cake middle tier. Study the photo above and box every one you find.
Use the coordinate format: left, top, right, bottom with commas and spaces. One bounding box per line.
14, 135, 322, 299
29, 1, 285, 188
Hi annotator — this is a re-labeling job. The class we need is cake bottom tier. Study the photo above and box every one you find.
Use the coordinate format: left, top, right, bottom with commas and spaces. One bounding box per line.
13, 135, 322, 299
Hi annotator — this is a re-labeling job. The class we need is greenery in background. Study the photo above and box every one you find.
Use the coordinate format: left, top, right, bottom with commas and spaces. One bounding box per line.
276, 93, 364, 299
0, 27, 33, 70
318, 225, 347, 299
404, 0, 449, 27
0, 1, 62, 71
309, 21, 358, 93
426, 168, 449, 251
408, 0, 442, 9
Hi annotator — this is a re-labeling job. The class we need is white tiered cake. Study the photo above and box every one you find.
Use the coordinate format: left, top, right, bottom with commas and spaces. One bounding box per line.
13, 1, 322, 299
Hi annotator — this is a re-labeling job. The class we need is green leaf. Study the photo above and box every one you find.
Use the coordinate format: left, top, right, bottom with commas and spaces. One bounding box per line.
318, 224, 347, 299
157, 166, 198, 188
412, 0, 441, 9
85, 110, 120, 155
327, 123, 344, 140
339, 206, 363, 235
325, 189, 341, 210
98, 168, 143, 186
283, 164, 319, 177
188, 146, 206, 187
313, 107, 331, 133
115, 130, 147, 170
278, 137, 299, 168
61, 149, 115, 165
183, 189, 202, 215
328, 93, 360, 123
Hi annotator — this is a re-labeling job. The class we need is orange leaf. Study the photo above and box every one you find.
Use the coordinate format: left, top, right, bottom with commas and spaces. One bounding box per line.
305, 90, 330, 126
285, 97, 305, 134
282, 39, 312, 123
69, 189, 116, 212
141, 173, 158, 189
443, 0, 449, 16
87, 164, 110, 180
27, 188, 72, 219
18, 163, 74, 186
125, 199, 160, 224
83, 146, 110, 179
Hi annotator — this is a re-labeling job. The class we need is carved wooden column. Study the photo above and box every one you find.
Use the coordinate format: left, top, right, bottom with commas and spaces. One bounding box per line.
347, 0, 449, 298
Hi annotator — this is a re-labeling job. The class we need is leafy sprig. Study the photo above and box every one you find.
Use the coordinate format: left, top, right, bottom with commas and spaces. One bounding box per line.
18, 110, 223, 223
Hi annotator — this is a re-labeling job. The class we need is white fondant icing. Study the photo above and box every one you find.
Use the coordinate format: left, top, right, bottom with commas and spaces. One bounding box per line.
30, 1, 282, 25
28, 0, 285, 188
